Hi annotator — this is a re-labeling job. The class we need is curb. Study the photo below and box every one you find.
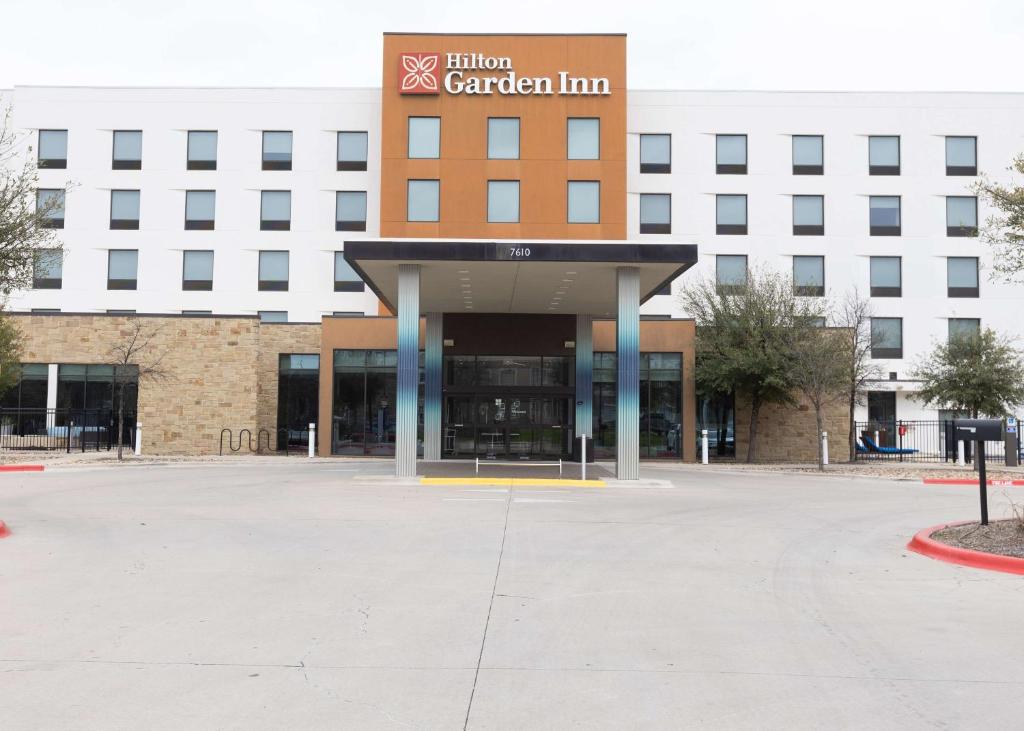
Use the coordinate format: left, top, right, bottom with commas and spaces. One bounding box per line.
0, 465, 45, 473
0, 521, 9, 538
922, 478, 1024, 486
907, 521, 1024, 575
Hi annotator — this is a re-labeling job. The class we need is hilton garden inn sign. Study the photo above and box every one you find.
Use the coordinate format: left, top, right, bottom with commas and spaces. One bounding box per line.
399, 52, 611, 96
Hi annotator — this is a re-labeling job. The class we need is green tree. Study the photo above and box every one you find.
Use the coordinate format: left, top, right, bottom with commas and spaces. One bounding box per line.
910, 328, 1024, 419
680, 265, 824, 463
974, 155, 1024, 281
0, 106, 67, 294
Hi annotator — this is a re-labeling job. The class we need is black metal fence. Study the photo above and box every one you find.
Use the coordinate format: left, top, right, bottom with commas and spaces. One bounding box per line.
853, 420, 1016, 463
0, 408, 136, 452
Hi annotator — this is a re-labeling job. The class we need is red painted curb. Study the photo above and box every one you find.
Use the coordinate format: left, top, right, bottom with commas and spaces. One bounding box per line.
907, 521, 1024, 575
0, 465, 44, 473
0, 521, 9, 538
922, 478, 1024, 486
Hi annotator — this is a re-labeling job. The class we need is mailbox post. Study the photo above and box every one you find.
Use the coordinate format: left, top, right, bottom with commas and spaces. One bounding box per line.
953, 419, 1003, 526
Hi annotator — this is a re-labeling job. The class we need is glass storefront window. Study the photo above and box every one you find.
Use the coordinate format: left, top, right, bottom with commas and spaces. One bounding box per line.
278, 354, 319, 451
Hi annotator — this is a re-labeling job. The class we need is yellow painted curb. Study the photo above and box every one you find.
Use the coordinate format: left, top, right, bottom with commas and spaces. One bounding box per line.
420, 477, 605, 487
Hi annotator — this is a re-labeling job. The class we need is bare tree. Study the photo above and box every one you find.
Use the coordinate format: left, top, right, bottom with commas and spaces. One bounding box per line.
833, 290, 882, 460
108, 318, 170, 460
790, 321, 849, 470
973, 155, 1024, 282
0, 105, 68, 294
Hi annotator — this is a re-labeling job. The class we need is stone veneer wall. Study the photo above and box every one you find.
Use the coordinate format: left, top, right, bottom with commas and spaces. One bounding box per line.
733, 395, 851, 463
255, 323, 323, 449
12, 314, 325, 456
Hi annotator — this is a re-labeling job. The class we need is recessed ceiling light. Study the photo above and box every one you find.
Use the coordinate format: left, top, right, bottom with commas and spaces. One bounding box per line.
458, 270, 469, 274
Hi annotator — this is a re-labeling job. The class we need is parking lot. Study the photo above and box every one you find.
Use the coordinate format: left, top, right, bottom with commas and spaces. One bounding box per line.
2, 460, 1024, 729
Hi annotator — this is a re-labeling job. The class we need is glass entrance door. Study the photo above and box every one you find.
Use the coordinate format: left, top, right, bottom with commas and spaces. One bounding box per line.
443, 394, 571, 460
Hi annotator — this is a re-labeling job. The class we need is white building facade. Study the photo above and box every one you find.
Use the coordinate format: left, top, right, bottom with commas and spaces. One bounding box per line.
5, 84, 1023, 424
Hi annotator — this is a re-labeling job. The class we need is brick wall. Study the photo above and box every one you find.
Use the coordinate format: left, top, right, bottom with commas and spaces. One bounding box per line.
734, 395, 851, 463
255, 323, 322, 448
15, 314, 261, 455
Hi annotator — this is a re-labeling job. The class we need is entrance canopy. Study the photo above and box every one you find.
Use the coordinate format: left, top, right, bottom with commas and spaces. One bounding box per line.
343, 239, 698, 316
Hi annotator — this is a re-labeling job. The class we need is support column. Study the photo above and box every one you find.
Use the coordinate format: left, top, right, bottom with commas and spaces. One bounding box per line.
616, 267, 640, 480
575, 315, 593, 444
423, 312, 443, 461
46, 363, 58, 430
396, 264, 420, 477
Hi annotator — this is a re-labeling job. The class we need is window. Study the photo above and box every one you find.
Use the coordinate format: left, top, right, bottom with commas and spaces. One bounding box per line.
32, 249, 62, 289
334, 252, 365, 292
337, 131, 368, 171
716, 255, 747, 294
567, 181, 600, 224
36, 189, 65, 229
332, 311, 364, 317
716, 134, 747, 174
488, 118, 520, 160
947, 257, 979, 297
106, 309, 135, 315
182, 310, 212, 316
110, 190, 140, 230
112, 130, 142, 170
870, 318, 903, 359
639, 193, 671, 234
407, 180, 439, 222
946, 136, 977, 176
948, 318, 981, 341
182, 250, 214, 291
258, 251, 289, 291
793, 255, 824, 296
335, 191, 367, 231
793, 195, 824, 235
792, 135, 823, 175
869, 196, 900, 236
408, 117, 440, 158
868, 136, 899, 175
107, 250, 138, 290
870, 256, 902, 297
640, 134, 671, 174
38, 130, 67, 168
259, 311, 288, 323
184, 190, 215, 230
567, 118, 600, 160
262, 131, 292, 170
260, 190, 291, 230
946, 196, 978, 237
187, 131, 217, 170
716, 194, 747, 234
487, 181, 520, 223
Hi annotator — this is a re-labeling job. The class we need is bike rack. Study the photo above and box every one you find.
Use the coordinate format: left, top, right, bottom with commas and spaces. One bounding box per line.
219, 428, 274, 455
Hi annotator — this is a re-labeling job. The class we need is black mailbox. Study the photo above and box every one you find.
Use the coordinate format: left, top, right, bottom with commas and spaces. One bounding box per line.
953, 419, 1003, 442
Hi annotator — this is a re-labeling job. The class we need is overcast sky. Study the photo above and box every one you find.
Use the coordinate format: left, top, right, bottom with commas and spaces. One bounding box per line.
1, 0, 1021, 91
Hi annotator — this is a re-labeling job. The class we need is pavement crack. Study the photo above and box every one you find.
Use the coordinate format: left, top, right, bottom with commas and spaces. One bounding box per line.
463, 486, 513, 730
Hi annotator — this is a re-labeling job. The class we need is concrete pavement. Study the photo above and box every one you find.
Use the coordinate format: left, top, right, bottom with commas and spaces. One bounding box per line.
1, 461, 1023, 729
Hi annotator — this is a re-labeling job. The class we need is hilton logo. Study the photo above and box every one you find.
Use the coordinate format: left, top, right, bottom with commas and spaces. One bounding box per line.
398, 51, 610, 97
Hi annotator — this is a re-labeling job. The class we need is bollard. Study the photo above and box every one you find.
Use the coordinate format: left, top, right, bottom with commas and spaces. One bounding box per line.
134, 423, 142, 456
581, 433, 587, 481
308, 423, 316, 458
957, 440, 965, 467
821, 430, 828, 466
701, 429, 709, 465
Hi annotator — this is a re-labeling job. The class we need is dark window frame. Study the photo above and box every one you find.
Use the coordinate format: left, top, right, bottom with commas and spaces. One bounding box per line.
186, 130, 217, 170
36, 189, 65, 229
869, 256, 902, 298
109, 189, 140, 230
792, 194, 824, 235
258, 250, 289, 292
106, 250, 138, 291
946, 136, 977, 176
792, 255, 825, 297
947, 256, 980, 298
182, 250, 214, 291
37, 129, 68, 169
335, 190, 368, 232
869, 195, 901, 236
792, 135, 823, 175
716, 133, 747, 174
716, 194, 748, 235
337, 130, 369, 171
261, 130, 293, 171
334, 251, 366, 293
870, 317, 903, 359
868, 135, 900, 176
32, 249, 62, 290
639, 192, 671, 234
111, 130, 142, 170
184, 190, 216, 230
260, 190, 291, 231
640, 133, 672, 174
716, 254, 748, 295
946, 196, 979, 237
